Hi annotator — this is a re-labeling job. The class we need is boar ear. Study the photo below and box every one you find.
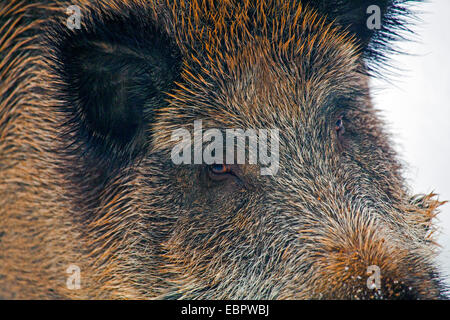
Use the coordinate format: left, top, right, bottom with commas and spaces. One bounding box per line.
49, 8, 181, 165
304, 0, 417, 73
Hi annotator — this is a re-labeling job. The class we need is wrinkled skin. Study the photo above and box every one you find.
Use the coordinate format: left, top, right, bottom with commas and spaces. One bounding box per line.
0, 0, 447, 299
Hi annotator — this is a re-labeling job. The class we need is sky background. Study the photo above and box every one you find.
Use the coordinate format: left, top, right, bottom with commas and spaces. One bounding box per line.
370, 0, 450, 287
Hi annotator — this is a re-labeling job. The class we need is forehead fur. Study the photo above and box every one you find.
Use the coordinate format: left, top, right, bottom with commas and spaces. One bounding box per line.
153, 0, 364, 149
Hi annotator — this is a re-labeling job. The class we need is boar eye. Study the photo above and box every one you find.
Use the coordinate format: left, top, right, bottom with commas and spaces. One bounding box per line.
335, 115, 345, 137
207, 164, 233, 181
210, 164, 231, 174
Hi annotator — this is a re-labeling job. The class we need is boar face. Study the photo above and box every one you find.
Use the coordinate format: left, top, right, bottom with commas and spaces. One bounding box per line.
0, 0, 446, 299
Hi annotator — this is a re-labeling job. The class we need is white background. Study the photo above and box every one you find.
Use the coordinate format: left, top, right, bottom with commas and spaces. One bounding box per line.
370, 0, 450, 288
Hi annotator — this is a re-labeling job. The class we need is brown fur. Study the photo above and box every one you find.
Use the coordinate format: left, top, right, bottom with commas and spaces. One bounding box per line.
0, 0, 446, 299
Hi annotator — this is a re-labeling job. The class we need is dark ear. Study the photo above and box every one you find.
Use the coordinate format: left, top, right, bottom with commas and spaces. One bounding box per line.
304, 0, 418, 73
49, 6, 181, 165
